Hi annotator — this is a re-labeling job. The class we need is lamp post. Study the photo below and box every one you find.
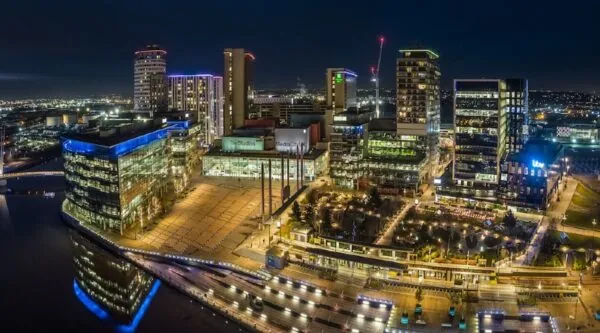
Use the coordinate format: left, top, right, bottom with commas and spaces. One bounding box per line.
562, 246, 570, 269
267, 222, 271, 247
276, 220, 281, 244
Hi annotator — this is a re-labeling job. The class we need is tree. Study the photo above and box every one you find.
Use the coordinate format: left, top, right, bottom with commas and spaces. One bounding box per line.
465, 233, 478, 250
307, 190, 318, 205
304, 203, 315, 226
321, 207, 332, 232
484, 236, 502, 248
291, 201, 302, 221
368, 186, 382, 208
415, 288, 423, 304
503, 210, 517, 229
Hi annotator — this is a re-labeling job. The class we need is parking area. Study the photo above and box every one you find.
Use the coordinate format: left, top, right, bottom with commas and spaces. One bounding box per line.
139, 176, 284, 254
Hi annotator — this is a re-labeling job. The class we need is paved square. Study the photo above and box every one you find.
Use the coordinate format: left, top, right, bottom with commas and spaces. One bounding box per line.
140, 176, 286, 254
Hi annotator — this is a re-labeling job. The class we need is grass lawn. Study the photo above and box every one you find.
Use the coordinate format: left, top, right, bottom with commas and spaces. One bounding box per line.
564, 184, 600, 231
534, 253, 563, 267
548, 230, 600, 250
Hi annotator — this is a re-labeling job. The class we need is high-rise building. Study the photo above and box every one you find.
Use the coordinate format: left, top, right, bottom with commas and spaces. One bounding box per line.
505, 78, 528, 153
168, 74, 215, 145
134, 45, 167, 111
326, 68, 357, 114
213, 76, 224, 139
452, 79, 507, 200
396, 49, 441, 189
149, 73, 168, 114
223, 48, 255, 136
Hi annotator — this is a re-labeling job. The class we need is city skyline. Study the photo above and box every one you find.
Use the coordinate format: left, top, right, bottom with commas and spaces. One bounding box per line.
2, 1, 600, 98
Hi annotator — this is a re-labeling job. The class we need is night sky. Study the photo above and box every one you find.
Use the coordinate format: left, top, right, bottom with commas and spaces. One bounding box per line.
1, 0, 599, 98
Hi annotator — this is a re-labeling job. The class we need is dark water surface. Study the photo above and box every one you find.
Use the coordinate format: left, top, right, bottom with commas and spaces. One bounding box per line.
0, 173, 244, 333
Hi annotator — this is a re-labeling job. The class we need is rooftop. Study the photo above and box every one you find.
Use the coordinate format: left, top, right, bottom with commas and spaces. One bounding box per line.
398, 49, 439, 59
62, 120, 169, 147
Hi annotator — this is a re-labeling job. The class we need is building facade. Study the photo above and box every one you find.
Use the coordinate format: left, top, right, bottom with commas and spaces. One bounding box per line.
326, 68, 357, 114
223, 48, 255, 136
505, 79, 529, 153
329, 111, 371, 188
396, 50, 440, 189
451, 79, 507, 201
361, 119, 426, 195
134, 45, 167, 111
213, 76, 224, 139
62, 123, 171, 233
168, 74, 215, 145
166, 119, 202, 192
203, 149, 327, 181
149, 72, 168, 115
499, 140, 563, 210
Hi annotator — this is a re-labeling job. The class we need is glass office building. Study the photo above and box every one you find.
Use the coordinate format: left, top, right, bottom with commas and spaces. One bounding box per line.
203, 149, 327, 181
62, 123, 171, 233
330, 111, 371, 188
439, 79, 507, 203
505, 79, 528, 153
167, 120, 202, 192
361, 119, 426, 194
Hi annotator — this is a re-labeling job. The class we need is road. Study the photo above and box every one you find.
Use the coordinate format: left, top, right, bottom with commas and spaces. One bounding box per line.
129, 253, 394, 333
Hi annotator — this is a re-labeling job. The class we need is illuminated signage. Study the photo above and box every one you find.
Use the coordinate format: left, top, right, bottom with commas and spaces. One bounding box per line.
222, 137, 264, 152
433, 178, 441, 185
335, 73, 343, 83
475, 173, 497, 182
333, 116, 347, 122
532, 160, 545, 168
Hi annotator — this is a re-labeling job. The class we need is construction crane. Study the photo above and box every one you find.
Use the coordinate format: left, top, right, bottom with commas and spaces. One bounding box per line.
371, 36, 385, 118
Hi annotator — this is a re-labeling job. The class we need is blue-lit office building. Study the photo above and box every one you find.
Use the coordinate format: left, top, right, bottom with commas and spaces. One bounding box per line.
498, 139, 564, 210
62, 120, 171, 233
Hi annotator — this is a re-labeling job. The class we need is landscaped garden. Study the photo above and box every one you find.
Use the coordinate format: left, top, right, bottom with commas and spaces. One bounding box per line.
535, 230, 600, 271
392, 207, 536, 265
286, 186, 404, 243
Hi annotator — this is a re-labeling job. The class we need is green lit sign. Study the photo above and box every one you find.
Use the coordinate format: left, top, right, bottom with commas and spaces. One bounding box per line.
222, 137, 264, 152
335, 73, 343, 83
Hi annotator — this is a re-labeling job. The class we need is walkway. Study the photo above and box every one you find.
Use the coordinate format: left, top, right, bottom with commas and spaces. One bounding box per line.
375, 201, 415, 246
515, 177, 578, 266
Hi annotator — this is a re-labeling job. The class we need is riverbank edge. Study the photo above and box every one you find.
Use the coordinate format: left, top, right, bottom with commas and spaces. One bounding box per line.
60, 205, 264, 333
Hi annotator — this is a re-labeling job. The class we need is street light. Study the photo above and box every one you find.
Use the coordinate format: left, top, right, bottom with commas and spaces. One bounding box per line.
276, 220, 282, 243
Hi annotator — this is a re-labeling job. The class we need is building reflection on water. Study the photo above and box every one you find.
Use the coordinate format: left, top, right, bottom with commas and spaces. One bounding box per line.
70, 230, 160, 332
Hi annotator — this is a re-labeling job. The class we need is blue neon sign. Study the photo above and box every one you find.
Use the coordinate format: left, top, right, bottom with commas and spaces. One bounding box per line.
532, 160, 545, 168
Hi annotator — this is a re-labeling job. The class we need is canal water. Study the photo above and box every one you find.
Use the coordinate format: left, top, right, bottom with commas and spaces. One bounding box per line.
0, 171, 245, 332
